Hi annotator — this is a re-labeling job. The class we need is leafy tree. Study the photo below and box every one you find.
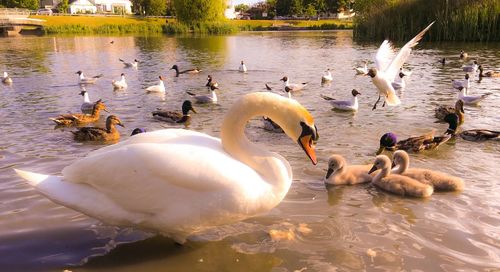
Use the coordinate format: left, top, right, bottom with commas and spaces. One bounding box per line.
235, 3, 249, 12
57, 0, 69, 13
3, 0, 38, 10
303, 3, 316, 17
290, 0, 303, 15
174, 0, 226, 25
144, 0, 166, 15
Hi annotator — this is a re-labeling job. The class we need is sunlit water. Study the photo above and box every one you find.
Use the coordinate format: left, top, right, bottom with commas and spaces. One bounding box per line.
0, 31, 499, 271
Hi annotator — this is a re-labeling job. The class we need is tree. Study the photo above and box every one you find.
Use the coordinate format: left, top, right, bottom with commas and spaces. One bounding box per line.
3, 0, 38, 10
303, 3, 316, 17
144, 0, 166, 15
174, 0, 226, 25
235, 3, 249, 12
57, 0, 69, 13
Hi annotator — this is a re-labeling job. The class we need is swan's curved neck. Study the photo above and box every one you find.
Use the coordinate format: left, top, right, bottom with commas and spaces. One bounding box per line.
375, 165, 390, 181
221, 94, 294, 200
392, 156, 409, 174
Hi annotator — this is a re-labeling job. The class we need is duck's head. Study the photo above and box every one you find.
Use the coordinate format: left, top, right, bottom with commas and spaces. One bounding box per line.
107, 115, 124, 128
455, 99, 464, 113
75, 71, 82, 75
280, 76, 288, 82
131, 128, 146, 136
464, 74, 470, 80
182, 100, 197, 115
351, 89, 361, 96
79, 90, 87, 96
94, 99, 109, 112
391, 150, 408, 169
478, 65, 483, 72
170, 65, 178, 70
368, 155, 391, 174
473, 60, 478, 65
440, 57, 446, 64
367, 68, 377, 78
207, 75, 213, 81
325, 155, 345, 179
377, 132, 397, 155
399, 72, 405, 78
443, 113, 459, 134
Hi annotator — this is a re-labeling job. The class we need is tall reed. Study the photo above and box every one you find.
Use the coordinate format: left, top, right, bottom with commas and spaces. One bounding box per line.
354, 0, 500, 42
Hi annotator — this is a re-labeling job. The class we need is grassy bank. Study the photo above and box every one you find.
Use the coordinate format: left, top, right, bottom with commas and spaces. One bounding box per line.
354, 0, 500, 42
31, 15, 352, 34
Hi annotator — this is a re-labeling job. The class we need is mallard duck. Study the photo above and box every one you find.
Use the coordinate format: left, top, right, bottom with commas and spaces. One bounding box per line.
72, 115, 124, 142
112, 73, 127, 90
146, 76, 165, 93
369, 155, 434, 198
434, 100, 464, 124
79, 89, 94, 114
76, 71, 103, 85
15, 92, 319, 244
119, 58, 138, 68
391, 150, 464, 191
50, 100, 108, 126
205, 75, 218, 89
152, 100, 197, 124
2, 71, 12, 84
320, 89, 360, 111
444, 113, 499, 141
131, 128, 146, 136
376, 131, 451, 155
460, 50, 468, 59
478, 65, 500, 78
170, 65, 201, 77
239, 61, 247, 73
439, 58, 446, 65
324, 154, 373, 185
280, 76, 308, 92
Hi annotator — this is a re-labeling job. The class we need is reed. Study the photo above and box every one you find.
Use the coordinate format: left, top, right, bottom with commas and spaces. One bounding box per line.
354, 0, 500, 42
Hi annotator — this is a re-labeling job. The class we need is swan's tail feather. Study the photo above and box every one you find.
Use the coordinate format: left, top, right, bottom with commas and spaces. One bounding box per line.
385, 90, 401, 106
14, 169, 48, 186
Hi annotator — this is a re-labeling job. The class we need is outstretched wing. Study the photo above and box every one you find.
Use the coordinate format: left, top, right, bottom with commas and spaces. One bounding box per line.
384, 21, 435, 79
375, 40, 396, 72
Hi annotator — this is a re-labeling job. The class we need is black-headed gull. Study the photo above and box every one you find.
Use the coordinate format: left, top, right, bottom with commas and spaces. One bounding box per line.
280, 76, 308, 92
119, 59, 138, 68
239, 61, 247, 73
76, 71, 103, 85
146, 76, 165, 93
2, 71, 12, 84
321, 89, 361, 111
112, 73, 127, 90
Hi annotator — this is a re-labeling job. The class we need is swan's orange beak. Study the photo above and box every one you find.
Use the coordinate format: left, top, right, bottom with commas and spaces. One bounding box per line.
298, 134, 317, 165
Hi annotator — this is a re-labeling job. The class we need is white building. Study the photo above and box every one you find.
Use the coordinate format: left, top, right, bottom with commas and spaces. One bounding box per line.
224, 0, 236, 19
93, 0, 132, 14
69, 0, 97, 14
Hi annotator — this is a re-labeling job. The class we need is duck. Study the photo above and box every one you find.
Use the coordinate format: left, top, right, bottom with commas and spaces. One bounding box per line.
452, 74, 470, 92
354, 61, 368, 75
460, 50, 468, 59
50, 100, 108, 126
170, 65, 202, 77
186, 88, 217, 104
2, 71, 12, 84
366, 22, 434, 110
205, 75, 218, 89
72, 115, 124, 142
376, 131, 451, 155
462, 61, 479, 73
131, 128, 146, 136
239, 61, 247, 73
119, 59, 138, 68
321, 69, 333, 82
112, 73, 127, 90
320, 89, 360, 111
76, 71, 103, 85
434, 100, 464, 124
457, 87, 491, 105
391, 71, 406, 90
368, 155, 434, 198
152, 100, 197, 124
14, 92, 319, 244
146, 76, 166, 93
391, 150, 464, 191
478, 65, 500, 78
280, 76, 308, 92
262, 117, 283, 133
324, 154, 373, 185
79, 89, 94, 114
439, 58, 446, 65
443, 113, 499, 141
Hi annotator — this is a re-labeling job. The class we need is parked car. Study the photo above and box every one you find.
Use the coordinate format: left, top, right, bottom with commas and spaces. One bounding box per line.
36, 8, 53, 15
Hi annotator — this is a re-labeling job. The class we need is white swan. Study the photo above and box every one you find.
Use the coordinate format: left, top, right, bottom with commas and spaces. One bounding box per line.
14, 92, 319, 244
391, 150, 464, 192
367, 21, 434, 110
239, 61, 247, 73
324, 154, 373, 185
2, 71, 12, 84
112, 73, 128, 90
146, 76, 165, 93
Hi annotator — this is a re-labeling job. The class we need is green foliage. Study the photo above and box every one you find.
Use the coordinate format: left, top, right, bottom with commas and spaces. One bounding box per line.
173, 0, 226, 25
44, 23, 165, 34
57, 0, 69, 13
354, 0, 500, 42
276, 0, 351, 16
144, 0, 166, 15
235, 3, 249, 12
2, 0, 38, 9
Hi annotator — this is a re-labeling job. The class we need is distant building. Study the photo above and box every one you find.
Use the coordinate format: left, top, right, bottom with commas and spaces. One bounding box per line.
69, 0, 97, 14
224, 0, 236, 19
39, 0, 61, 9
93, 0, 132, 14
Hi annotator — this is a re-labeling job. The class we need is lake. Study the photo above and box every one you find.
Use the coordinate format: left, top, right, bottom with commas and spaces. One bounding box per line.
0, 31, 499, 271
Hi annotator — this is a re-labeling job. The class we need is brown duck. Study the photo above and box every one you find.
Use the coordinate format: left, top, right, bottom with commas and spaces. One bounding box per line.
152, 100, 196, 124
377, 131, 451, 154
72, 115, 124, 142
50, 100, 108, 126
434, 100, 464, 124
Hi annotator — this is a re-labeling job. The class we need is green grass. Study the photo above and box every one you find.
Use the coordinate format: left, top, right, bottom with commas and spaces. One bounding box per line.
354, 0, 500, 42
31, 15, 352, 34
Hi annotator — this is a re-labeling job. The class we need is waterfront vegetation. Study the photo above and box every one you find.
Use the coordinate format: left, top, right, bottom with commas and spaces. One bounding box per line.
354, 0, 500, 42
31, 15, 352, 34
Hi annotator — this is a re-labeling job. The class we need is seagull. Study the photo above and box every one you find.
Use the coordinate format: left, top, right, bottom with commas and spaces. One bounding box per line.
112, 73, 127, 89
76, 71, 103, 85
170, 65, 202, 77
391, 71, 406, 90
146, 76, 165, 93
452, 74, 470, 93
457, 87, 491, 105
2, 71, 12, 84
119, 59, 138, 68
399, 67, 412, 77
320, 89, 361, 111
239, 61, 247, 73
321, 69, 333, 82
186, 88, 217, 104
460, 50, 468, 59
462, 61, 478, 73
354, 61, 368, 75
366, 21, 434, 110
280, 76, 308, 92
79, 88, 94, 114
